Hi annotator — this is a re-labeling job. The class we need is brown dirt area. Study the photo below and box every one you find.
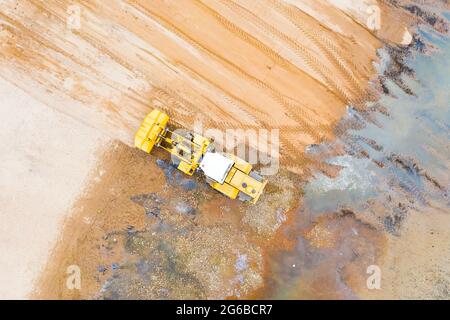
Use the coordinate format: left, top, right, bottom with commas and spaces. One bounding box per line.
33, 141, 301, 299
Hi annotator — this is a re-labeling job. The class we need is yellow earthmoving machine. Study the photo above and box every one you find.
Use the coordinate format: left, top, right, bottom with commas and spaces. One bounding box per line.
135, 109, 267, 204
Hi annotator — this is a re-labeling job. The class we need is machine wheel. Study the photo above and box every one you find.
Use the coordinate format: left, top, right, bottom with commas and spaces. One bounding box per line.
238, 191, 253, 202
249, 171, 264, 182
206, 144, 216, 153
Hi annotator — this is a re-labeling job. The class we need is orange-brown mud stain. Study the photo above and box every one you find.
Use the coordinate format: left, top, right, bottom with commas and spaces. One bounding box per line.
247, 209, 388, 299
243, 197, 301, 300
188, 171, 304, 300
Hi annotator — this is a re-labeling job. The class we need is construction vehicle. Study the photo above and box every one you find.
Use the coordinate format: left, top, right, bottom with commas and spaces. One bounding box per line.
135, 109, 267, 204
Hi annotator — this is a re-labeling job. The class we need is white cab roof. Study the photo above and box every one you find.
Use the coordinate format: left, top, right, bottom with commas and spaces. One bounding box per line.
200, 152, 234, 184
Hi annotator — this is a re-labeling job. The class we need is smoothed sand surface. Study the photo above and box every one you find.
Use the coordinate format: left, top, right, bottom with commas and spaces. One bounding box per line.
0, 0, 411, 172
0, 77, 107, 299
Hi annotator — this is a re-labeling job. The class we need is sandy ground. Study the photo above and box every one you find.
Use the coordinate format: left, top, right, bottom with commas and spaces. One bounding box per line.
0, 0, 412, 172
362, 208, 450, 299
0, 77, 108, 299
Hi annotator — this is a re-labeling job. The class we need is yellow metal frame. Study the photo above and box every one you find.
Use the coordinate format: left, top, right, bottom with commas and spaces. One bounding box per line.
135, 109, 267, 203
157, 129, 211, 175
209, 154, 267, 204
134, 109, 169, 153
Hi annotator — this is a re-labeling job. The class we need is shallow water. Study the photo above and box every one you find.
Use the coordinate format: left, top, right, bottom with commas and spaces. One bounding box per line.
265, 23, 449, 299
306, 29, 449, 213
